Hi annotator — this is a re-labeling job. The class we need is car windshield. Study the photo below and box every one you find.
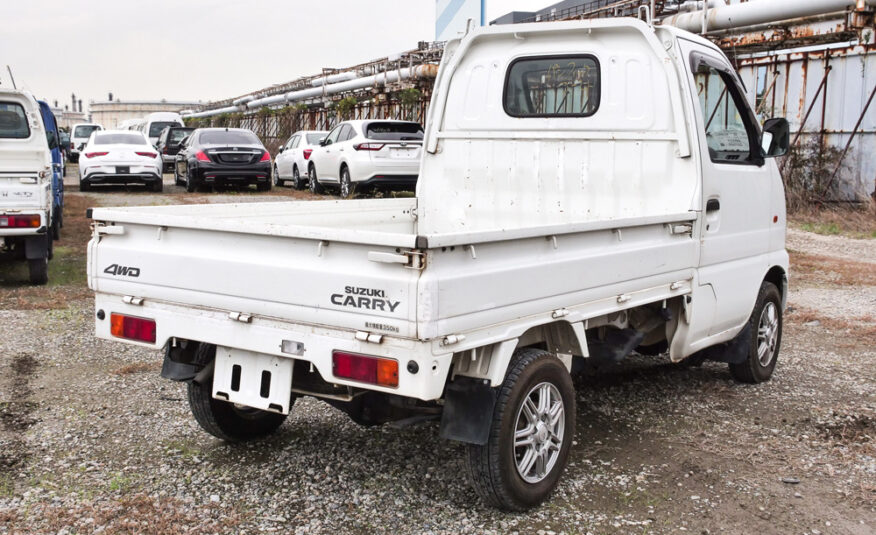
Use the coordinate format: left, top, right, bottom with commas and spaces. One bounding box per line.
305, 133, 325, 144
200, 130, 260, 145
149, 121, 179, 137
0, 102, 30, 139
92, 133, 147, 145
365, 122, 423, 141
74, 125, 100, 138
169, 129, 193, 143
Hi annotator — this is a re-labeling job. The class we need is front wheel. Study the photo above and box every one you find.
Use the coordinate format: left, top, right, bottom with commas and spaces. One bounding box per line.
466, 348, 576, 511
729, 281, 782, 383
187, 344, 289, 441
339, 166, 355, 199
273, 165, 282, 187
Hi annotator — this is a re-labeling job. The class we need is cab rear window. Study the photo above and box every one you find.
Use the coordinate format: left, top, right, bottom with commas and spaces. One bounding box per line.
504, 55, 600, 117
0, 102, 30, 139
365, 122, 423, 141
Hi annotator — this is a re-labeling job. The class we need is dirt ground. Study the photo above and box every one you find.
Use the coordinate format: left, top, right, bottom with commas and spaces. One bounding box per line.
0, 169, 873, 534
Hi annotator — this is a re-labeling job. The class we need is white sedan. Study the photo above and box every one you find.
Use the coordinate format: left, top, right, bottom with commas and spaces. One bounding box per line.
307, 120, 422, 198
78, 130, 163, 192
274, 130, 326, 189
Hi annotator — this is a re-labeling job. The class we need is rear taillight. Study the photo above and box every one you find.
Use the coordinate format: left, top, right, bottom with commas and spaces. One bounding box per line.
84, 152, 108, 158
303, 149, 312, 160
110, 313, 156, 343
0, 214, 40, 228
69, 142, 74, 150
195, 151, 210, 162
332, 351, 398, 388
353, 143, 385, 151
259, 151, 271, 162
136, 152, 157, 158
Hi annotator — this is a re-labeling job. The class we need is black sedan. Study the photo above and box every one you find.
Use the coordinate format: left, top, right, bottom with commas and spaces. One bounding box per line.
174, 128, 272, 192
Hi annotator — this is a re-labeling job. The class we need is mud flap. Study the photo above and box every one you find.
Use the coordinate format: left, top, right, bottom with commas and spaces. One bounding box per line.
439, 376, 497, 445
24, 232, 48, 260
690, 323, 752, 364
160, 340, 203, 381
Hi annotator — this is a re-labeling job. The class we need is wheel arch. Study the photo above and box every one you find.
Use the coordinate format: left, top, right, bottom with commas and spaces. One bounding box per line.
763, 265, 788, 309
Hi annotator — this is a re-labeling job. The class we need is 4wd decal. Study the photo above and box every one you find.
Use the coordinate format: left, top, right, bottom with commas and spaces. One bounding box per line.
331, 286, 400, 312
103, 264, 141, 278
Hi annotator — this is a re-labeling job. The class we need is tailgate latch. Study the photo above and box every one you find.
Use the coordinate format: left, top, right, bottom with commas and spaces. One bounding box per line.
93, 223, 126, 236
228, 311, 253, 324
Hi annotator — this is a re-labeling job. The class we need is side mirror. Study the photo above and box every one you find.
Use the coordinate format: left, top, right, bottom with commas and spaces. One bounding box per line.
761, 118, 790, 158
319, 137, 327, 146
278, 147, 284, 153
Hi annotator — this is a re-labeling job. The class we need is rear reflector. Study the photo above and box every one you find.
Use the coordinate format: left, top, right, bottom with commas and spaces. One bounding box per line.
136, 151, 157, 158
84, 152, 108, 158
110, 313, 156, 343
303, 149, 312, 160
0, 214, 40, 228
195, 151, 210, 162
332, 351, 398, 388
259, 151, 271, 162
353, 143, 385, 151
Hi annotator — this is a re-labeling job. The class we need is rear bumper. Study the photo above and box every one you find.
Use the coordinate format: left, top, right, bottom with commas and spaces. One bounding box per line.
92, 292, 453, 401
83, 172, 162, 185
357, 174, 418, 190
0, 211, 49, 237
195, 163, 271, 183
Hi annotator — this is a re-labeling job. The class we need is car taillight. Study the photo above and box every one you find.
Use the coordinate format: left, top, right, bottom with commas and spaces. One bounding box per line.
353, 143, 385, 151
84, 152, 108, 158
136, 152, 157, 158
260, 151, 271, 162
195, 151, 210, 162
0, 214, 40, 228
303, 149, 312, 160
332, 351, 398, 388
110, 313, 156, 343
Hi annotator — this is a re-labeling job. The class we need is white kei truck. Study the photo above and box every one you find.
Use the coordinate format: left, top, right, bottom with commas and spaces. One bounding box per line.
1, 88, 54, 285
88, 19, 791, 510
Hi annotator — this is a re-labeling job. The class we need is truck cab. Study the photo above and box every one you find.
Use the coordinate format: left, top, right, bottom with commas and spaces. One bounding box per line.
1, 88, 54, 284
87, 19, 790, 510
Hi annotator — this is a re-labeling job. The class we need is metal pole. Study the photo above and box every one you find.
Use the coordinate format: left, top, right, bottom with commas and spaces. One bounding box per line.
818, 82, 876, 202
6, 66, 16, 89
780, 66, 831, 173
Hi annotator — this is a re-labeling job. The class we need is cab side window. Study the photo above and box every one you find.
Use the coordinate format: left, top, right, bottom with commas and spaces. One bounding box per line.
693, 63, 760, 164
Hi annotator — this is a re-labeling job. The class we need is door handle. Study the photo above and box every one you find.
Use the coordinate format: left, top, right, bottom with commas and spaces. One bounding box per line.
706, 199, 720, 212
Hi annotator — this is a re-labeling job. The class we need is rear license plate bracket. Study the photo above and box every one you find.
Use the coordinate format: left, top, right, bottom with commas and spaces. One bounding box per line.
212, 347, 294, 414
116, 166, 130, 174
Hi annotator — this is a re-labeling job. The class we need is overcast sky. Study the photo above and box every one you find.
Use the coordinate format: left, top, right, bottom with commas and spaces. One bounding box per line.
1, 0, 538, 110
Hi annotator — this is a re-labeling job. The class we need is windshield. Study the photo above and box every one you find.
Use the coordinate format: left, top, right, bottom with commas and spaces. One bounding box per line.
200, 130, 261, 145
149, 121, 180, 137
0, 102, 30, 139
306, 133, 326, 144
365, 122, 423, 141
93, 133, 147, 145
169, 129, 193, 143
73, 125, 100, 138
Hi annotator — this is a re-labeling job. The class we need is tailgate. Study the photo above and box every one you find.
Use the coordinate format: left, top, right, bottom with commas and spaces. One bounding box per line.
0, 175, 49, 211
87, 206, 421, 339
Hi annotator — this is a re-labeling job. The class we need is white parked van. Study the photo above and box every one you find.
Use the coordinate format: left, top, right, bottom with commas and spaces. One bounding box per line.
141, 112, 184, 147
88, 19, 790, 510
69, 122, 103, 163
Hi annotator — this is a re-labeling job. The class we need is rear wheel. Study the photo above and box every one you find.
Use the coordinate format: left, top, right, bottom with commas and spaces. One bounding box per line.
466, 348, 575, 511
187, 344, 289, 441
152, 179, 163, 193
729, 281, 782, 383
51, 213, 61, 241
185, 169, 197, 193
257, 180, 271, 192
339, 166, 355, 199
292, 166, 303, 189
28, 256, 48, 285
78, 179, 90, 192
309, 166, 324, 194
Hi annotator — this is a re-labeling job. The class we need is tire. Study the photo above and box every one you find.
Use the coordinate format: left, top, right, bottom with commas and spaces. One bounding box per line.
173, 167, 182, 186
28, 256, 48, 285
187, 344, 290, 442
308, 165, 324, 194
636, 340, 668, 356
466, 348, 576, 511
339, 165, 355, 199
291, 165, 303, 189
79, 179, 90, 192
729, 281, 782, 383
256, 180, 271, 192
152, 179, 163, 193
51, 213, 61, 241
272, 165, 280, 187
185, 170, 197, 193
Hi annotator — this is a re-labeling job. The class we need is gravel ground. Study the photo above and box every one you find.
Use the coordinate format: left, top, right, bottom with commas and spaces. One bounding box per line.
0, 172, 873, 534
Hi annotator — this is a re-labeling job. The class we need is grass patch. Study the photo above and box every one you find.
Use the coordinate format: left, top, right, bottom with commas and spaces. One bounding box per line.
789, 250, 876, 287
790, 204, 875, 239
786, 306, 876, 338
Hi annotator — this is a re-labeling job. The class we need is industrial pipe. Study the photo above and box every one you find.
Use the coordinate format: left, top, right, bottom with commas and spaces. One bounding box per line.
662, 0, 876, 33
184, 104, 240, 119
310, 72, 359, 87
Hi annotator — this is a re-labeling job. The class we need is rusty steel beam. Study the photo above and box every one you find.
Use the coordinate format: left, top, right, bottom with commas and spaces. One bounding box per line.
780, 65, 832, 173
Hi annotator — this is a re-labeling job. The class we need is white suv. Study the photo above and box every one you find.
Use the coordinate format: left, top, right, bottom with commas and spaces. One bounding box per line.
307, 120, 423, 197
274, 130, 326, 189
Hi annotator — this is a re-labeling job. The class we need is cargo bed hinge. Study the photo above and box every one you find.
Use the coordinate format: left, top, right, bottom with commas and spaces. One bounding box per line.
667, 223, 693, 236
93, 223, 126, 236
367, 249, 425, 270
